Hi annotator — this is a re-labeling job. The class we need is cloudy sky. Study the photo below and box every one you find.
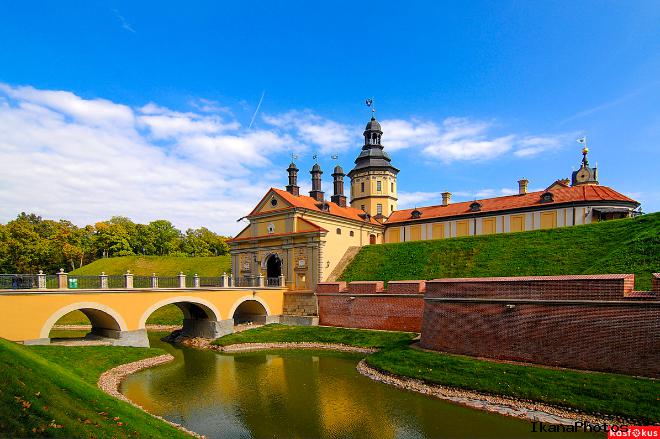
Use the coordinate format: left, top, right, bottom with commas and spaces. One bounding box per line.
1, 1, 659, 234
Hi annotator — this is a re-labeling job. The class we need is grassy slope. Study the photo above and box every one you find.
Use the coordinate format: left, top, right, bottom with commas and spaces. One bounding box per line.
70, 255, 231, 277
214, 325, 659, 423
341, 213, 660, 290
0, 338, 186, 438
213, 324, 416, 348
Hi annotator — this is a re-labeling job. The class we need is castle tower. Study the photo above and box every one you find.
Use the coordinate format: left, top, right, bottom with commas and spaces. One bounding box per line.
571, 145, 599, 186
348, 116, 399, 218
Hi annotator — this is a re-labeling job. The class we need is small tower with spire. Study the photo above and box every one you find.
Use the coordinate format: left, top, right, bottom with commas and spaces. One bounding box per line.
331, 165, 347, 207
286, 161, 300, 196
348, 100, 399, 218
309, 163, 324, 202
571, 139, 599, 186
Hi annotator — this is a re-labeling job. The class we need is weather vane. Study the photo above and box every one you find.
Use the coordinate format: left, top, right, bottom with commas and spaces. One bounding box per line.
365, 98, 375, 116
331, 153, 339, 162
312, 153, 318, 162
576, 136, 588, 149
291, 153, 299, 163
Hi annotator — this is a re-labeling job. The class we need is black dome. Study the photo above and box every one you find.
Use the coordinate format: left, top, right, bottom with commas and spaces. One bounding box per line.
364, 117, 382, 132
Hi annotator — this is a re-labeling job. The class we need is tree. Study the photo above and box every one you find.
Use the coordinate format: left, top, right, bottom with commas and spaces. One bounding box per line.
181, 228, 212, 257
94, 221, 134, 258
147, 220, 181, 255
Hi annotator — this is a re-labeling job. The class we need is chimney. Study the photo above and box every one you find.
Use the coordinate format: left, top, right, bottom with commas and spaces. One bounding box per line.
330, 165, 347, 207
286, 162, 300, 196
441, 191, 451, 206
309, 163, 324, 202
518, 178, 528, 195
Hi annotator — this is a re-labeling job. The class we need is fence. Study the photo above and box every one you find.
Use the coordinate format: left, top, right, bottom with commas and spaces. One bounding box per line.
0, 271, 285, 290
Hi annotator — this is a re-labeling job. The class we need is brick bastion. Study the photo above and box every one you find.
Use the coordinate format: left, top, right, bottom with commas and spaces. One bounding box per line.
317, 273, 659, 378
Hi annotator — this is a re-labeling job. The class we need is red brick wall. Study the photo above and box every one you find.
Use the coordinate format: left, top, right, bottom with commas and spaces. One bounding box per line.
317, 294, 424, 332
653, 273, 660, 294
420, 275, 659, 378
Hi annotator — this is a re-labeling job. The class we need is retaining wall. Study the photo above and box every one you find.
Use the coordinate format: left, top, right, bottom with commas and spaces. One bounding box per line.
316, 281, 425, 332
420, 275, 659, 378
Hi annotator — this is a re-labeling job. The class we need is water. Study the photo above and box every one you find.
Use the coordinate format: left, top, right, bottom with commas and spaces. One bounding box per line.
121, 333, 603, 439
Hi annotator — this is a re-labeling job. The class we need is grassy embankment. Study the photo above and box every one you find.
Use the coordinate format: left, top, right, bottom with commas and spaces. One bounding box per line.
341, 213, 660, 290
58, 255, 231, 328
214, 324, 659, 424
0, 338, 186, 438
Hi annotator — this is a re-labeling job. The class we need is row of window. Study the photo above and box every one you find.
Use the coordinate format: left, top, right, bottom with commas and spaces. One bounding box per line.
336, 228, 355, 236
358, 181, 394, 193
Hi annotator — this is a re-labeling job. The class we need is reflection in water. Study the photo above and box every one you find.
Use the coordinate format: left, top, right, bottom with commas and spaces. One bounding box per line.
121, 333, 603, 439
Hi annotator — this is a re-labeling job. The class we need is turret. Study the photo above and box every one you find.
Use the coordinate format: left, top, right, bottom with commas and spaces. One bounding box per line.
309, 163, 324, 202
286, 162, 300, 196
331, 165, 347, 207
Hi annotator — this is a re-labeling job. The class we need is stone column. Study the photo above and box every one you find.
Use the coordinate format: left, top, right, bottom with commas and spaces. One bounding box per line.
124, 270, 133, 289
37, 270, 46, 289
221, 272, 228, 288
279, 274, 285, 287
100, 272, 108, 289
57, 268, 67, 289
228, 274, 233, 287
151, 273, 158, 288
257, 274, 265, 287
194, 274, 200, 288
178, 272, 186, 288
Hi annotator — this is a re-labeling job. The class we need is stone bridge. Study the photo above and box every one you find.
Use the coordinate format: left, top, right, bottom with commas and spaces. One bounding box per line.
0, 285, 286, 347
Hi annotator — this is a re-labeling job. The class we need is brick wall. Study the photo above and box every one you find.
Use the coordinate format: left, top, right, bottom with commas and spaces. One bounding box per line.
420, 275, 659, 378
317, 281, 424, 332
282, 292, 318, 316
653, 273, 660, 294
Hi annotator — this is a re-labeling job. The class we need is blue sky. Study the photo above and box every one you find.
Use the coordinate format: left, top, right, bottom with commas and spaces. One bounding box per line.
0, 1, 658, 234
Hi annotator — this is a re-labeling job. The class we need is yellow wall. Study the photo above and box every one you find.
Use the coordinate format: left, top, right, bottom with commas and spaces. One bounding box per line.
432, 223, 444, 240
540, 211, 557, 229
456, 220, 469, 237
410, 225, 422, 241
349, 170, 398, 217
387, 227, 400, 243
510, 214, 525, 232
482, 218, 496, 235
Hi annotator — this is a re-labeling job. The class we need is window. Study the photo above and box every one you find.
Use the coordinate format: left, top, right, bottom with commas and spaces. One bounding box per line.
336, 228, 341, 235
270, 197, 278, 207
267, 223, 275, 234
391, 205, 394, 213
391, 182, 394, 192
349, 231, 354, 237
361, 182, 365, 192
361, 204, 365, 211
376, 181, 382, 192
377, 204, 383, 215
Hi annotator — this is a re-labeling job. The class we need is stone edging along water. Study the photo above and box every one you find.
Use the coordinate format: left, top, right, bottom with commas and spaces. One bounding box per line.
97, 354, 204, 438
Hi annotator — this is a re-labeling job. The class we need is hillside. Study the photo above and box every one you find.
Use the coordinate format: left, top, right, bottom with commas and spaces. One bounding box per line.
0, 338, 186, 438
70, 255, 231, 276
340, 212, 660, 290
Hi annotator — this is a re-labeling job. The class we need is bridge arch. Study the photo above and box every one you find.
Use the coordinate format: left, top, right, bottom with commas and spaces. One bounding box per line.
229, 295, 271, 324
138, 296, 222, 328
41, 302, 128, 339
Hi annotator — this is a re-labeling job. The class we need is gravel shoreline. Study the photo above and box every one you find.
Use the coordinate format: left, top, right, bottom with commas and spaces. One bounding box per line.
97, 354, 203, 438
356, 359, 620, 426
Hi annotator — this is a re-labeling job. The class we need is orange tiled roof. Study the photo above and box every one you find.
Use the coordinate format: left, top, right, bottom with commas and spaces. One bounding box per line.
386, 185, 638, 224
249, 188, 382, 226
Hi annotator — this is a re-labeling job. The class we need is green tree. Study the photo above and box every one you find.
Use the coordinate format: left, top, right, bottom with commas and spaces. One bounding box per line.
94, 221, 134, 258
147, 220, 181, 255
181, 228, 212, 256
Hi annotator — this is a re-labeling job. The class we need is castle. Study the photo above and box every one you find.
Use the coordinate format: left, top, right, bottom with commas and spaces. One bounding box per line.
229, 115, 640, 291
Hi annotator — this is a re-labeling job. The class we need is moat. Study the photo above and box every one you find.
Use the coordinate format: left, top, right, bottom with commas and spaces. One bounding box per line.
119, 333, 602, 439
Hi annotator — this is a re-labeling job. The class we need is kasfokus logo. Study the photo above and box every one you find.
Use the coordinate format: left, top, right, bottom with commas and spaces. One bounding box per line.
609, 426, 660, 438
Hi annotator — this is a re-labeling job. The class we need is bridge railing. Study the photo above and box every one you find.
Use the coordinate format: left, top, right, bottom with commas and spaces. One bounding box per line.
0, 270, 285, 290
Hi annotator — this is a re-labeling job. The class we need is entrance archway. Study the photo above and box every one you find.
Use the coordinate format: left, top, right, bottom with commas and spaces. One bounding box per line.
369, 234, 376, 244
266, 254, 282, 278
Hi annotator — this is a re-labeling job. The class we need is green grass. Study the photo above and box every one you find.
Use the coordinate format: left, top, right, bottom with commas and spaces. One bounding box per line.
212, 324, 416, 348
0, 338, 187, 438
70, 255, 231, 277
341, 213, 660, 290
215, 324, 659, 423
50, 305, 184, 327
367, 347, 660, 424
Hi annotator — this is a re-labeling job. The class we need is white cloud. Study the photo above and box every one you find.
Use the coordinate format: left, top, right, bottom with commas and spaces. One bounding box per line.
381, 116, 569, 162
263, 110, 356, 154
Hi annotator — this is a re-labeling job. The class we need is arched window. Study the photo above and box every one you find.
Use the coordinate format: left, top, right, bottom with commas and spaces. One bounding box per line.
349, 231, 354, 237
336, 228, 341, 235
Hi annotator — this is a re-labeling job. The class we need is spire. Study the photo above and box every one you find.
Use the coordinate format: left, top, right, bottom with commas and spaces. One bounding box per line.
348, 113, 399, 177
571, 137, 599, 186
309, 163, 324, 202
286, 161, 299, 196
331, 165, 347, 207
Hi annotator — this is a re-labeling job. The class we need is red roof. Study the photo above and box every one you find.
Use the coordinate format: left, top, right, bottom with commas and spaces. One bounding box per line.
387, 185, 638, 224
249, 188, 382, 225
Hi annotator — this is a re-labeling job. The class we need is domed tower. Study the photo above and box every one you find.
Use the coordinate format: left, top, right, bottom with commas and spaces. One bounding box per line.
571, 143, 599, 186
348, 116, 399, 218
